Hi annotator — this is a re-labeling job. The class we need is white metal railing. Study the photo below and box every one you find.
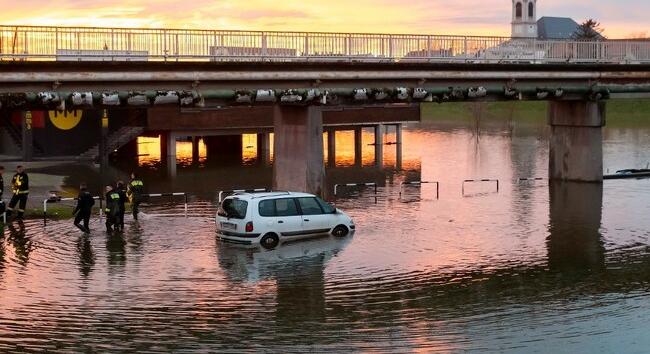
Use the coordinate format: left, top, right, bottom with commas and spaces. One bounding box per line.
1, 25, 650, 64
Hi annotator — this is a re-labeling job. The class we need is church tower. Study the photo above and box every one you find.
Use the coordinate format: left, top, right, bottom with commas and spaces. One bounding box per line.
511, 0, 538, 38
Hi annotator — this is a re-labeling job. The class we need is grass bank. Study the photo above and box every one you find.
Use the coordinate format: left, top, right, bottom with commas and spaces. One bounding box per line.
421, 99, 650, 128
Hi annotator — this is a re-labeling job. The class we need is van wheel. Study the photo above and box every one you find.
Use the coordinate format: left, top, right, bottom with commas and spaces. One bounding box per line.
260, 233, 280, 249
332, 225, 349, 238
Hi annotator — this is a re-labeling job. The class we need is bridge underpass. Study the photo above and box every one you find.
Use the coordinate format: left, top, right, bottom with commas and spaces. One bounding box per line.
2, 61, 650, 194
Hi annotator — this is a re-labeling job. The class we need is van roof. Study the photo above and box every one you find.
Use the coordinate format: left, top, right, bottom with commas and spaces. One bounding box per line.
225, 191, 315, 200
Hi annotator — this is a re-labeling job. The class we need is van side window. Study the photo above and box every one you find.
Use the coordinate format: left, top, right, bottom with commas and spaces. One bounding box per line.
276, 198, 299, 216
258, 200, 275, 217
259, 198, 299, 217
297, 197, 324, 215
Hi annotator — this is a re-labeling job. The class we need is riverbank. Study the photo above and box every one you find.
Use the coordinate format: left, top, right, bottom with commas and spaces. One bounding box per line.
0, 161, 101, 220
422, 98, 650, 127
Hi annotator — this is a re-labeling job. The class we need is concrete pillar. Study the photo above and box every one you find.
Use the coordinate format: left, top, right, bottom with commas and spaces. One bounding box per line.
191, 136, 200, 165
327, 129, 336, 168
99, 110, 109, 177
548, 101, 605, 182
21, 111, 33, 162
547, 181, 604, 271
395, 124, 403, 171
257, 133, 271, 165
374, 124, 385, 168
354, 127, 363, 167
166, 132, 177, 178
272, 105, 325, 196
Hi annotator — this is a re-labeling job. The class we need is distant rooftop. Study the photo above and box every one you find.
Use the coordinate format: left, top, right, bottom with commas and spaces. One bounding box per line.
537, 17, 580, 40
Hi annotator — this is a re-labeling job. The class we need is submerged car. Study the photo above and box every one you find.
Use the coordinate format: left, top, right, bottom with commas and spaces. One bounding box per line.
216, 191, 355, 249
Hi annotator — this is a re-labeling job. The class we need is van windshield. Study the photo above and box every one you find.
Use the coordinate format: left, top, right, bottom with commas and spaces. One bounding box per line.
219, 198, 248, 219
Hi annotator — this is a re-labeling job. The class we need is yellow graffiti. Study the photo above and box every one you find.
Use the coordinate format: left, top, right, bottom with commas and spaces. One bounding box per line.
48, 110, 83, 130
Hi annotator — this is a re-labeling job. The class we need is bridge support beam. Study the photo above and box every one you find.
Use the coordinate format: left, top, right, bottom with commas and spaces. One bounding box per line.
374, 124, 384, 168
327, 130, 336, 168
165, 132, 177, 178
396, 124, 403, 170
548, 101, 605, 182
354, 127, 363, 167
191, 136, 200, 165
272, 105, 325, 196
257, 133, 271, 165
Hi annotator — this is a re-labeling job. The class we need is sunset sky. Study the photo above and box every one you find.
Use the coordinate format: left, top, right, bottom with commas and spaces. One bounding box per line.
0, 0, 648, 38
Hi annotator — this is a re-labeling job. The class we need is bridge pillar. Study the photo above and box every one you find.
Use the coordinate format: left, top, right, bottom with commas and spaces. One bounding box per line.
191, 136, 200, 165
165, 132, 177, 178
327, 129, 336, 168
354, 127, 363, 167
257, 133, 271, 165
374, 124, 384, 168
272, 105, 325, 196
396, 124, 403, 170
548, 101, 605, 182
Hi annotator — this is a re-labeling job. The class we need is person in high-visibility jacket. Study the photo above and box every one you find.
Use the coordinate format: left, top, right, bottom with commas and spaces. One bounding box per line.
126, 173, 145, 221
6, 165, 29, 221
104, 185, 122, 233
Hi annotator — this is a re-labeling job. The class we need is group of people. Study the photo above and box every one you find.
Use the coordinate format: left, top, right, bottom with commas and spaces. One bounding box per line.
0, 165, 30, 221
73, 173, 145, 234
0, 165, 145, 235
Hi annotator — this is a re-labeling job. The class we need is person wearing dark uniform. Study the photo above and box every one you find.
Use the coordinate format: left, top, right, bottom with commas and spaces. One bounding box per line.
127, 173, 145, 221
104, 185, 122, 234
0, 166, 5, 220
73, 183, 95, 233
116, 181, 127, 232
6, 165, 29, 220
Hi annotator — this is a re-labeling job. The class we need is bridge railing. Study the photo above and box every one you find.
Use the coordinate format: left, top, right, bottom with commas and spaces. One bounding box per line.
1, 25, 650, 63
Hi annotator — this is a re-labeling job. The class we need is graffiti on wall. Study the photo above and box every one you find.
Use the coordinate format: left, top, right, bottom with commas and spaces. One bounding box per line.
48, 110, 83, 130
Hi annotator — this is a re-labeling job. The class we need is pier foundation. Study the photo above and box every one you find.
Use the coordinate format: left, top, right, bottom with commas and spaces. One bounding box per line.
272, 105, 325, 196
548, 100, 605, 182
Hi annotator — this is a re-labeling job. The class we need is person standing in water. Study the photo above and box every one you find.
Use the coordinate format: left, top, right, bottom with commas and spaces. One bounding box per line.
104, 185, 122, 233
73, 183, 95, 233
6, 165, 29, 221
127, 173, 145, 221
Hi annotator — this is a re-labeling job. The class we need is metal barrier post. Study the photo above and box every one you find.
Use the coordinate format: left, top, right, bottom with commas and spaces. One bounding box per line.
399, 181, 440, 200
183, 193, 188, 218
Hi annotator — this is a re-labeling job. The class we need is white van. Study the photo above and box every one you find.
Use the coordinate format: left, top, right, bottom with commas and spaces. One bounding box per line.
216, 192, 355, 249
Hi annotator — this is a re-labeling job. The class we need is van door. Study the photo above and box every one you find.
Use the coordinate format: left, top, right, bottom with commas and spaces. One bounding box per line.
259, 198, 302, 237
296, 197, 332, 236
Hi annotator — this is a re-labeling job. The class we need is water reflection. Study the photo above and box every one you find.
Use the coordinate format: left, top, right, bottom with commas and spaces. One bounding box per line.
547, 182, 605, 272
106, 233, 127, 270
216, 236, 352, 284
76, 235, 95, 277
2, 122, 650, 351
7, 222, 32, 267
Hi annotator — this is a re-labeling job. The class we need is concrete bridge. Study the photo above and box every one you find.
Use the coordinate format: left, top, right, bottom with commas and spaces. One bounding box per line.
2, 25, 650, 195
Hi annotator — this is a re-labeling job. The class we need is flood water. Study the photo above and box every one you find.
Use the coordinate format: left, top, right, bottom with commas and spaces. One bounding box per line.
2, 118, 650, 352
